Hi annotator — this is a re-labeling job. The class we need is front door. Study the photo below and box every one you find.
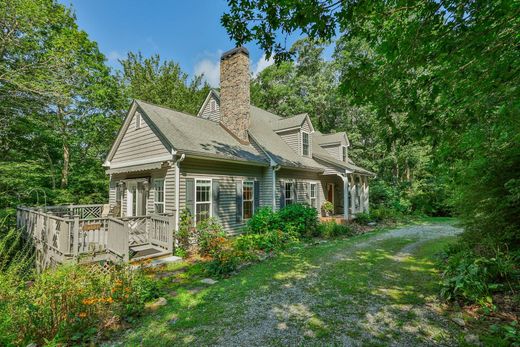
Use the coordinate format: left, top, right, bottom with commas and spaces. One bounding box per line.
327, 183, 335, 206
126, 181, 147, 217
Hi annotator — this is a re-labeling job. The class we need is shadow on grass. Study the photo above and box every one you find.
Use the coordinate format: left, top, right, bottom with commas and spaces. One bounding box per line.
119, 233, 461, 346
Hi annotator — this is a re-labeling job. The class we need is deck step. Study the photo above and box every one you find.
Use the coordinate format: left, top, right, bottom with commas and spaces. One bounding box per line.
129, 243, 171, 262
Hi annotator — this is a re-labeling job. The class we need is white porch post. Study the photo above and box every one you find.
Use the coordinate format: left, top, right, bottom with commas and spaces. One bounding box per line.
349, 174, 356, 215
365, 176, 370, 213
342, 176, 349, 220
360, 175, 366, 213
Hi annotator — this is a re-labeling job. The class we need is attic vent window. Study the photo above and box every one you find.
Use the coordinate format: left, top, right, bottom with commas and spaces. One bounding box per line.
342, 146, 347, 162
302, 132, 309, 156
135, 112, 142, 129
210, 99, 216, 112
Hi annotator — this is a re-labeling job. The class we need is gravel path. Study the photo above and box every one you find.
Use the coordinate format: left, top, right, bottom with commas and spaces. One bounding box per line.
214, 223, 462, 347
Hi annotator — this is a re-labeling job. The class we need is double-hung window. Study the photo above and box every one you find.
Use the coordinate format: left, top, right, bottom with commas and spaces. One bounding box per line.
195, 179, 212, 222
302, 132, 309, 156
154, 179, 165, 214
285, 182, 294, 205
310, 183, 317, 208
243, 180, 254, 219
342, 146, 347, 162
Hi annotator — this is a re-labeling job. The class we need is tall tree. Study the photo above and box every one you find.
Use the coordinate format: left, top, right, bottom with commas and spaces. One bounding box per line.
0, 0, 124, 219
118, 52, 210, 115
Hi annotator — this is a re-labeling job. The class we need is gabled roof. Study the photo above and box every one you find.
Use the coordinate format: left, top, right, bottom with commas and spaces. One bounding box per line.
271, 113, 314, 133
249, 106, 325, 171
197, 89, 220, 116
107, 100, 269, 166
314, 131, 350, 146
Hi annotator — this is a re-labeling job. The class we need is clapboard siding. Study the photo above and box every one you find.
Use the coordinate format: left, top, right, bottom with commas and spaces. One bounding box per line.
278, 129, 300, 155
321, 144, 340, 160
164, 166, 176, 214
260, 166, 274, 208
179, 158, 263, 235
111, 110, 170, 165
199, 94, 221, 122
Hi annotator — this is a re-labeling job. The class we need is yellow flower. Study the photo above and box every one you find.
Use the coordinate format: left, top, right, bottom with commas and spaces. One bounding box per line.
79, 312, 87, 318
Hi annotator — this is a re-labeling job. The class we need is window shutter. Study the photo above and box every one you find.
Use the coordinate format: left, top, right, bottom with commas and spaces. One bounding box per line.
306, 182, 311, 204
292, 181, 297, 204
185, 178, 195, 217
254, 181, 260, 212
236, 181, 243, 222
279, 181, 285, 209
212, 180, 219, 219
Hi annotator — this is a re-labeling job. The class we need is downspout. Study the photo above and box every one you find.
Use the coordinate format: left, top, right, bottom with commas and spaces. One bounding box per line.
174, 153, 185, 232
272, 163, 281, 210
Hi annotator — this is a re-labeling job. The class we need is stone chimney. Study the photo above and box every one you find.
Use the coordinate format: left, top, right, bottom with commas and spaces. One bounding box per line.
219, 47, 250, 144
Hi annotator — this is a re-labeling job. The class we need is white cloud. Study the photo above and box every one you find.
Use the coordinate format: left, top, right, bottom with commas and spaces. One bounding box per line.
194, 51, 275, 87
252, 54, 274, 77
194, 58, 220, 87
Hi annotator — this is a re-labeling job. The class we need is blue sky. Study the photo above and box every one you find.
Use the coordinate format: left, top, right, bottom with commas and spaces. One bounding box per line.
59, 0, 300, 86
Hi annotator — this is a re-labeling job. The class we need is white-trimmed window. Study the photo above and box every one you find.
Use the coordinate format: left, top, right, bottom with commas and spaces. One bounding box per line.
195, 179, 212, 222
154, 179, 165, 214
342, 146, 347, 162
302, 132, 310, 156
310, 183, 317, 208
285, 182, 294, 205
243, 180, 254, 219
135, 112, 141, 129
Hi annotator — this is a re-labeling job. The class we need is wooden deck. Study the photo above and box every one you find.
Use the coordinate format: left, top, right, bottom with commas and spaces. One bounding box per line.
16, 205, 176, 271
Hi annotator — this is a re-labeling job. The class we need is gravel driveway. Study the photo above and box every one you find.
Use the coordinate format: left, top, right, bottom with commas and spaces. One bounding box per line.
213, 223, 462, 347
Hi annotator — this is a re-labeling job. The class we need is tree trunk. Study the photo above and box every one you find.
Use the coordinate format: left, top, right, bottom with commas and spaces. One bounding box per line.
60, 142, 69, 189
58, 106, 70, 189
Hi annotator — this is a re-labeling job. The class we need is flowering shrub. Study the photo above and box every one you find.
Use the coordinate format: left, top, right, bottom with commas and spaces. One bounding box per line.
176, 209, 194, 257
0, 263, 158, 346
195, 217, 226, 256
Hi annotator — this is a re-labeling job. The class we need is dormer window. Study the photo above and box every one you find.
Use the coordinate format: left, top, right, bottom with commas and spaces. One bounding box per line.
135, 112, 141, 129
302, 132, 309, 156
342, 146, 347, 162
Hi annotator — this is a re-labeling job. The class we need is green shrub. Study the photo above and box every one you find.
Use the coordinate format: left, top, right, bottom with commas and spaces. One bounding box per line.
0, 263, 158, 346
176, 209, 193, 256
370, 206, 403, 222
354, 212, 371, 225
277, 203, 319, 237
195, 217, 226, 256
246, 207, 281, 234
439, 247, 519, 305
234, 229, 299, 254
317, 221, 353, 238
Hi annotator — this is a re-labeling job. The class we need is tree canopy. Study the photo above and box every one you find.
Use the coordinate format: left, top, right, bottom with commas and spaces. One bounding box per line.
224, 0, 520, 249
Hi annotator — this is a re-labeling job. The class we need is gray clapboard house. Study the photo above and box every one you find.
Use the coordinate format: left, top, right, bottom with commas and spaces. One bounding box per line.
105, 47, 373, 234
17, 47, 373, 269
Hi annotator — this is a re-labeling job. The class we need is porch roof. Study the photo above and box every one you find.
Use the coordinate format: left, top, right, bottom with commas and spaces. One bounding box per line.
107, 161, 164, 174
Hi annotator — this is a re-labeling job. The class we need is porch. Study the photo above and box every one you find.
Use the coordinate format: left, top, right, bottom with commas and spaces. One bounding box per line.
320, 173, 370, 223
16, 204, 175, 270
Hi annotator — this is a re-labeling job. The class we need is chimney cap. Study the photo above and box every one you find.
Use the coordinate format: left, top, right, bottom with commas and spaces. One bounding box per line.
221, 46, 249, 61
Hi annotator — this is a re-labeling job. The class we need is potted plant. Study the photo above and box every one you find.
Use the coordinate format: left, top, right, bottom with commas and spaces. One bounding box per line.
322, 200, 334, 217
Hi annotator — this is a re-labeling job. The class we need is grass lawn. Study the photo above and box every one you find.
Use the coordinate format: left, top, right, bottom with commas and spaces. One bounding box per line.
111, 220, 474, 346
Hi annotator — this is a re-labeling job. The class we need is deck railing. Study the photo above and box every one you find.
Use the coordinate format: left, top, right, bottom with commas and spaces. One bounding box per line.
16, 205, 175, 268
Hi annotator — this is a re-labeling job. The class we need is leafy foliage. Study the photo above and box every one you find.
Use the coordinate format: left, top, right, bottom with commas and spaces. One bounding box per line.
277, 203, 319, 237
